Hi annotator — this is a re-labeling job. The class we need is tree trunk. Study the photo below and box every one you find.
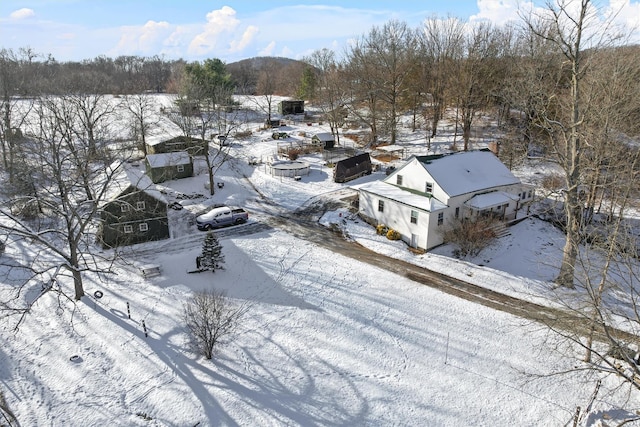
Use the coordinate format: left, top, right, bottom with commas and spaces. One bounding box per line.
73, 269, 84, 300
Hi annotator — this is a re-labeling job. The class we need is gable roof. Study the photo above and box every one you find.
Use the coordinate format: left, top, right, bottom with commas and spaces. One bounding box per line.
101, 162, 166, 204
313, 132, 334, 142
415, 150, 520, 197
146, 151, 191, 168
355, 180, 447, 212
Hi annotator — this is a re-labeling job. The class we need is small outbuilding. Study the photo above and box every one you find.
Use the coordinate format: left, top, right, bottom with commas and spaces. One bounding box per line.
145, 151, 193, 184
312, 132, 335, 149
334, 153, 372, 183
278, 100, 304, 115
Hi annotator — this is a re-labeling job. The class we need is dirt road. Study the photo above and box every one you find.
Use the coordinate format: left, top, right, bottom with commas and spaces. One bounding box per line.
259, 192, 634, 345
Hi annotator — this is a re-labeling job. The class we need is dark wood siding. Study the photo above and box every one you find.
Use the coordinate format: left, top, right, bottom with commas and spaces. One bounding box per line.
99, 188, 169, 248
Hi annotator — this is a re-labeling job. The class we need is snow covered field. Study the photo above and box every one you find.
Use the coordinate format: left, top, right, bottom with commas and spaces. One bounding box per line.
1, 96, 638, 426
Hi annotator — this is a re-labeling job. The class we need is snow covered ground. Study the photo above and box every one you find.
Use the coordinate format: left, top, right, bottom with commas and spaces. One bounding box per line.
1, 96, 638, 426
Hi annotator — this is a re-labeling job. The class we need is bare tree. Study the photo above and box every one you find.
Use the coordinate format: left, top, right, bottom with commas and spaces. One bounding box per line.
172, 59, 239, 196
580, 46, 640, 224
453, 22, 506, 151
356, 20, 417, 145
523, 0, 622, 288
303, 49, 349, 143
67, 92, 117, 158
418, 16, 465, 139
183, 290, 246, 359
123, 93, 161, 156
0, 94, 136, 327
0, 48, 37, 182
254, 59, 279, 125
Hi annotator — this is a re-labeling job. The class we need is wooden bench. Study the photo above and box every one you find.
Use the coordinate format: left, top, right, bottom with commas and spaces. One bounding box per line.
140, 264, 161, 278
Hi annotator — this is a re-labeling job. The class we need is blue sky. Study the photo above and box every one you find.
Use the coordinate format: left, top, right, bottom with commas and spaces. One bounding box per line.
1, 1, 639, 63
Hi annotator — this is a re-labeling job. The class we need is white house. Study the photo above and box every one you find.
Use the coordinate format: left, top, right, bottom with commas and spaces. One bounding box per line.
356, 150, 534, 250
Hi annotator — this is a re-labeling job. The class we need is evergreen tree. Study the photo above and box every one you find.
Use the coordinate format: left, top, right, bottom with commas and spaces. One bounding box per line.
199, 231, 225, 272
296, 65, 317, 100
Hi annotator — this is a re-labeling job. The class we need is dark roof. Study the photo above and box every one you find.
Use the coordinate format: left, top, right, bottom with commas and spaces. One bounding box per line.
336, 152, 371, 169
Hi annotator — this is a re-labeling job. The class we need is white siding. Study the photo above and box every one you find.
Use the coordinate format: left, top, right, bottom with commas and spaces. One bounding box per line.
359, 190, 444, 250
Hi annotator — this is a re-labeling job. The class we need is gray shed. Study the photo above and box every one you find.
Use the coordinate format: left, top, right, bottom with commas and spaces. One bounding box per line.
278, 100, 304, 115
312, 132, 335, 149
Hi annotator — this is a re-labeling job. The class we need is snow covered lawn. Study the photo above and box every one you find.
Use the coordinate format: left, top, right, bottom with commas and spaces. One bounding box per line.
2, 96, 638, 426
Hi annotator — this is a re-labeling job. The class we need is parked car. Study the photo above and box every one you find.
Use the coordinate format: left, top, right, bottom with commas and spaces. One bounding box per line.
196, 206, 249, 230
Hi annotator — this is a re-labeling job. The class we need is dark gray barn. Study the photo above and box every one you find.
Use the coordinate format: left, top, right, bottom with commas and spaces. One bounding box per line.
333, 153, 372, 183
278, 100, 304, 115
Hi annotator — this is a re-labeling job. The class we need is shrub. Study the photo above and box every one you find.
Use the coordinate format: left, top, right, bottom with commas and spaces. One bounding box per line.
386, 229, 401, 240
235, 129, 252, 139
442, 217, 499, 258
288, 148, 301, 160
376, 224, 388, 235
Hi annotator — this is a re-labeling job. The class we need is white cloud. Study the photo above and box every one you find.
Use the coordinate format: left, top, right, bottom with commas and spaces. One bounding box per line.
188, 6, 240, 56
230, 25, 258, 53
138, 20, 172, 51
470, 0, 530, 23
607, 0, 640, 42
259, 41, 276, 56
110, 20, 173, 56
279, 46, 293, 57
9, 8, 35, 20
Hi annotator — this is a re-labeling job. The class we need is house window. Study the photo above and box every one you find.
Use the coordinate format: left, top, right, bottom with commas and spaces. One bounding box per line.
177, 164, 185, 172
396, 175, 403, 186
437, 212, 444, 226
139, 223, 149, 232
455, 207, 459, 219
378, 200, 385, 212
123, 225, 133, 233
121, 204, 130, 213
136, 201, 146, 210
425, 182, 433, 194
410, 210, 418, 224
528, 190, 533, 199
520, 192, 525, 200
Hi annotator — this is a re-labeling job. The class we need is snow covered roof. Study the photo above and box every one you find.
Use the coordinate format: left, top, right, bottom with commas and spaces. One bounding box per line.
146, 151, 191, 168
465, 191, 519, 210
313, 132, 334, 142
417, 150, 520, 197
144, 122, 184, 147
101, 162, 166, 204
355, 180, 447, 212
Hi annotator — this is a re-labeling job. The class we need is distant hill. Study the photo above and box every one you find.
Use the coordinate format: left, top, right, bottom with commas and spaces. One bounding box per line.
226, 56, 309, 96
